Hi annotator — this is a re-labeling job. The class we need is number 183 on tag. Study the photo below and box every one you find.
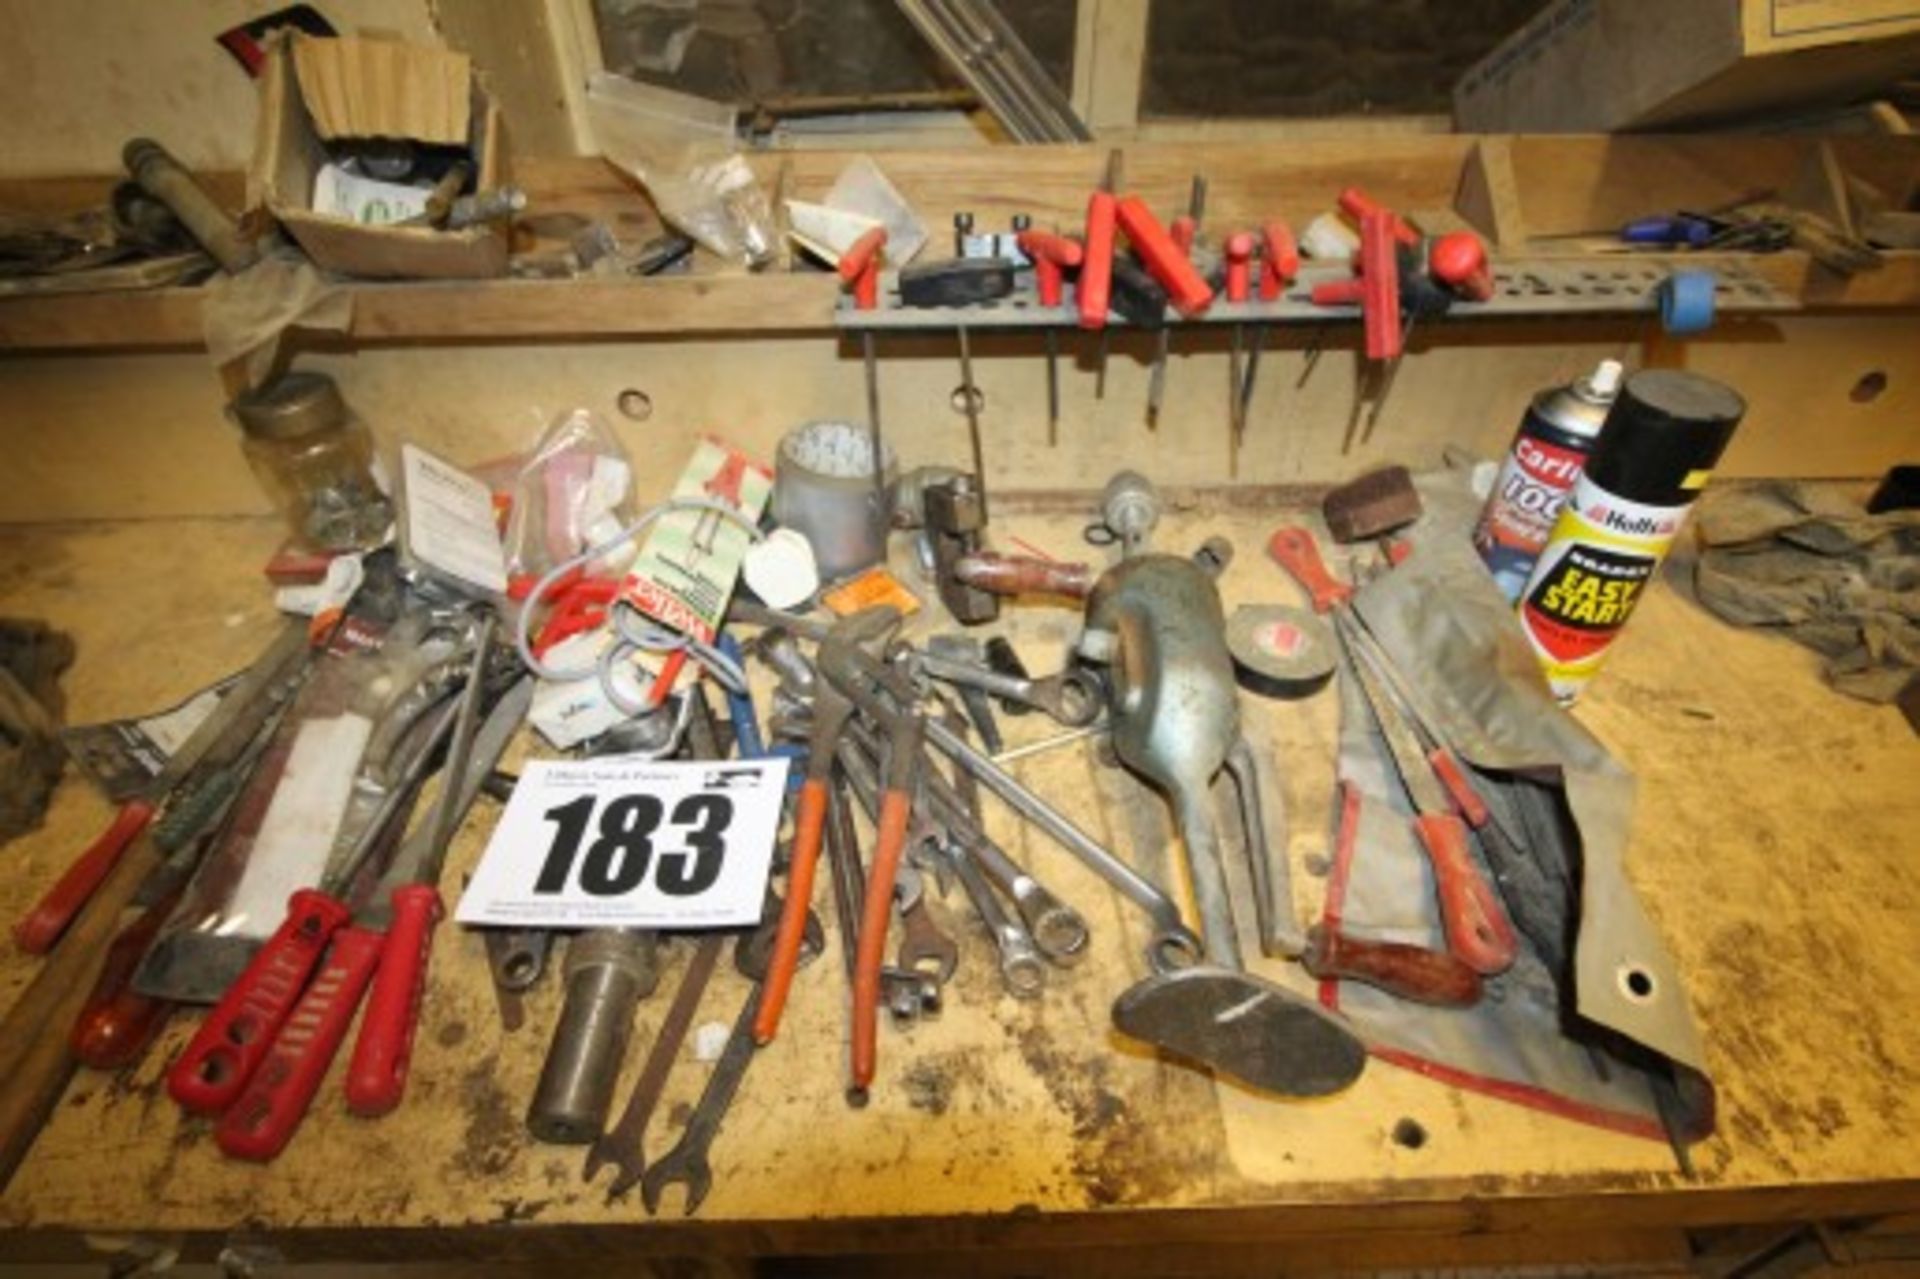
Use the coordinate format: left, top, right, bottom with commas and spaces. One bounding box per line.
455, 756, 790, 929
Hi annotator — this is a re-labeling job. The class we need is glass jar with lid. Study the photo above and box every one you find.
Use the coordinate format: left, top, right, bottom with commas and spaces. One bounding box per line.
231, 371, 392, 552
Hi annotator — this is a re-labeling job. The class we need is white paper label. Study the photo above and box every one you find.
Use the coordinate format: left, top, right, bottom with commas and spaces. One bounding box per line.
402, 444, 508, 594
312, 163, 432, 225
456, 756, 790, 929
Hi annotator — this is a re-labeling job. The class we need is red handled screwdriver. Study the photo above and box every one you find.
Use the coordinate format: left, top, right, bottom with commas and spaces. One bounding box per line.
1017, 226, 1083, 446
214, 653, 528, 1160
1081, 148, 1121, 398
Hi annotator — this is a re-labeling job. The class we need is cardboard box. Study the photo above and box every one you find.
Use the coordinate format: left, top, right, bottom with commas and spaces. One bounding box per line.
249, 34, 511, 279
1455, 0, 1920, 133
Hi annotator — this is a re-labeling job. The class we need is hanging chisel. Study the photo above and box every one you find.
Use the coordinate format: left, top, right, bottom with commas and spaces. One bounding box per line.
1146, 176, 1205, 431
1223, 229, 1254, 474
1016, 226, 1082, 445
1238, 220, 1300, 428
839, 226, 889, 504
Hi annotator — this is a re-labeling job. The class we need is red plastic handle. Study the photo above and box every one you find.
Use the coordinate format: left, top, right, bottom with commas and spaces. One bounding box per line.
1338, 187, 1419, 247
1427, 747, 1492, 830
1358, 210, 1404, 361
1303, 926, 1483, 1007
1224, 231, 1254, 303
344, 884, 442, 1116
167, 888, 349, 1115
1260, 221, 1300, 299
214, 924, 384, 1161
1266, 526, 1353, 614
838, 226, 887, 311
1078, 191, 1117, 329
1413, 814, 1517, 976
15, 799, 156, 954
1116, 195, 1214, 317
851, 788, 913, 1093
69, 891, 181, 1071
1429, 230, 1493, 302
751, 778, 829, 1046
1016, 230, 1081, 308
1311, 278, 1366, 306
1170, 214, 1196, 255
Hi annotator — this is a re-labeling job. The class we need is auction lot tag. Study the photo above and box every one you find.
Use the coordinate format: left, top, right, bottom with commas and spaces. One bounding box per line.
456, 756, 790, 929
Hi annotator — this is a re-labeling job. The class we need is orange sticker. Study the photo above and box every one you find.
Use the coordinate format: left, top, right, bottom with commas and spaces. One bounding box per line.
822, 566, 922, 618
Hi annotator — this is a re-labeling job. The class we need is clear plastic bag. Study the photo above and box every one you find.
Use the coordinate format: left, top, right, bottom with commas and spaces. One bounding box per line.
585, 72, 774, 268
503, 408, 638, 580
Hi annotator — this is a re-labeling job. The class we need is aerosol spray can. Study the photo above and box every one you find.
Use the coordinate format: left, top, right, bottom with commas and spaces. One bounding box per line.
1474, 359, 1624, 601
1519, 370, 1745, 704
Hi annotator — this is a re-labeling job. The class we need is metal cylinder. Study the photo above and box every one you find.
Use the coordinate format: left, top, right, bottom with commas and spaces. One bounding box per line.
772, 421, 897, 580
525, 929, 659, 1144
122, 138, 258, 273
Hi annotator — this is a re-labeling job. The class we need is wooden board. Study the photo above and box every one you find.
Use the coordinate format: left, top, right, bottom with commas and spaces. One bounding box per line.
3, 311, 1917, 526
1, 504, 1917, 1264
4, 136, 1919, 351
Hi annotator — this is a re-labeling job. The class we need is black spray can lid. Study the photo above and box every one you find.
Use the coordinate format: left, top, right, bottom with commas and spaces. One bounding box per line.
1586, 370, 1745, 507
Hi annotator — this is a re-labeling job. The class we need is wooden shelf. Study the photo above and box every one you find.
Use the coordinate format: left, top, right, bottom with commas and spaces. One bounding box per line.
2, 135, 1916, 352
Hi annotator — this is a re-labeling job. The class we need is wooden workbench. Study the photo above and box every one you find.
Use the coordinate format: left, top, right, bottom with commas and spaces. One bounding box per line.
1, 501, 1917, 1272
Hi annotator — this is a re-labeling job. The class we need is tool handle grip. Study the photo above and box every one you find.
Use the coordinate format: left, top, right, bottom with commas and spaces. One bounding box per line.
1311, 279, 1366, 306
1413, 814, 1516, 975
851, 788, 913, 1092
214, 924, 384, 1161
1358, 211, 1404, 360
166, 888, 349, 1114
1016, 229, 1083, 269
1266, 526, 1353, 614
15, 800, 156, 954
1224, 231, 1254, 303
69, 892, 181, 1071
343, 884, 441, 1116
751, 779, 828, 1045
1077, 192, 1117, 329
839, 227, 886, 311
1260, 221, 1300, 298
1427, 748, 1491, 829
1304, 926, 1482, 1007
1429, 230, 1493, 302
1170, 214, 1196, 255
1338, 187, 1418, 246
1116, 195, 1214, 316
954, 551, 1096, 601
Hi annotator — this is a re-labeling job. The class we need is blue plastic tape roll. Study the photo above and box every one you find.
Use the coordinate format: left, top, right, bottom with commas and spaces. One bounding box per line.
1658, 270, 1717, 335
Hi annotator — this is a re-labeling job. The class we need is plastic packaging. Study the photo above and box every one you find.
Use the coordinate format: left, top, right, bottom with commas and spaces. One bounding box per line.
133, 612, 463, 1004
503, 409, 638, 579
585, 73, 774, 267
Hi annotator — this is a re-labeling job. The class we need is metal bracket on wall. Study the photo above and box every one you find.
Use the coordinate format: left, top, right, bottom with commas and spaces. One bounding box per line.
834, 256, 1794, 332
895, 0, 1092, 144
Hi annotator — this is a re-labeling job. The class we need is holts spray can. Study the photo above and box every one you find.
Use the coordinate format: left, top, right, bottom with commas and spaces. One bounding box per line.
1474, 359, 1623, 601
1518, 370, 1745, 704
